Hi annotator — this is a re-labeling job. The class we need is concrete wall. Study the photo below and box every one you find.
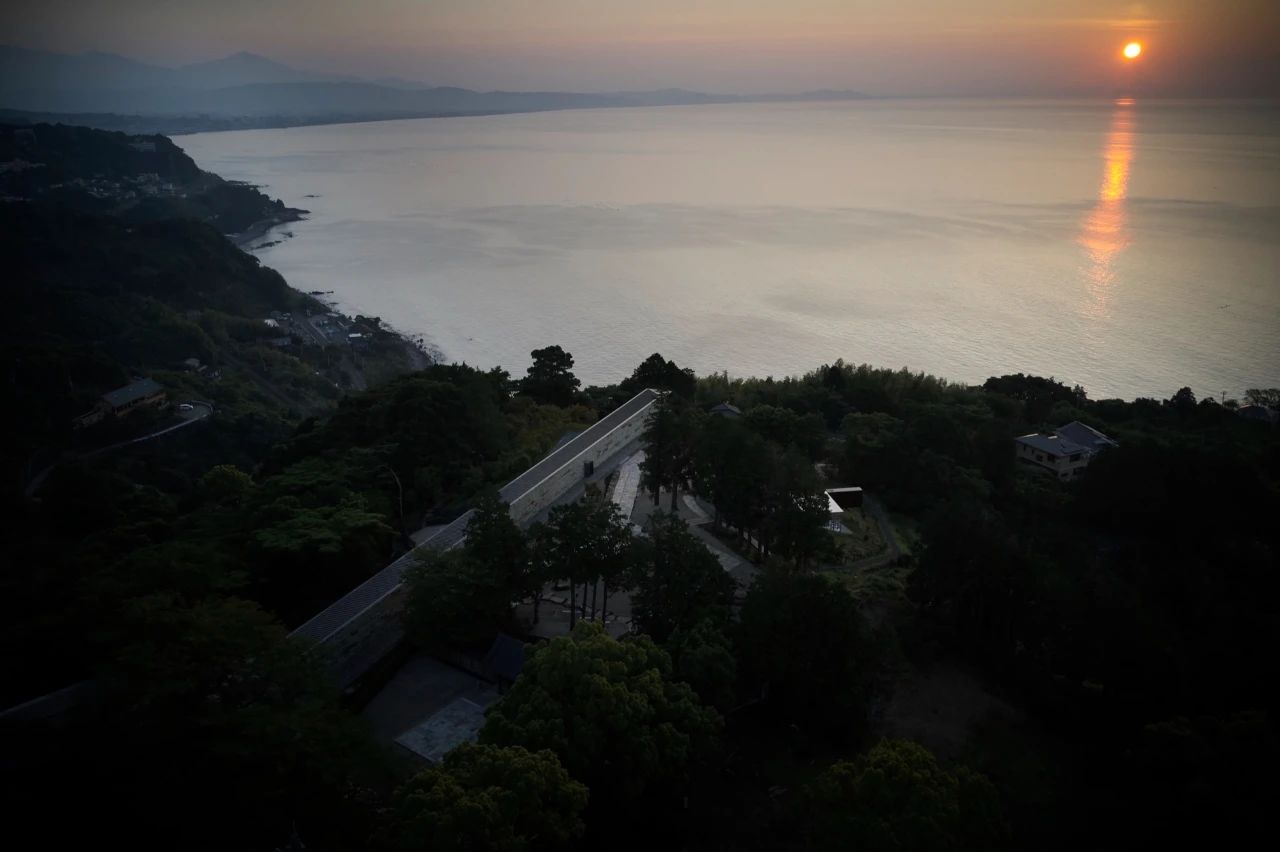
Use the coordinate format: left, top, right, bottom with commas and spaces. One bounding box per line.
299, 391, 657, 688
1016, 442, 1092, 480
506, 406, 652, 526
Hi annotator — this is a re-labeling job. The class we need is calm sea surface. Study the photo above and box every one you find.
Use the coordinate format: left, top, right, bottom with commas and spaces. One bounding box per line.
182, 99, 1280, 399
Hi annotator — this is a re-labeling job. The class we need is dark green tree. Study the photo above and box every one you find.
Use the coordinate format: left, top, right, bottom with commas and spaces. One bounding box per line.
797, 739, 1007, 851
628, 511, 735, 643
737, 571, 868, 743
198, 463, 255, 507
620, 352, 697, 399
528, 499, 634, 628
380, 743, 587, 852
464, 493, 531, 602
519, 345, 581, 407
1243, 388, 1280, 408
766, 445, 831, 568
640, 396, 700, 510
403, 549, 513, 648
666, 619, 737, 712
88, 593, 385, 850
479, 622, 722, 804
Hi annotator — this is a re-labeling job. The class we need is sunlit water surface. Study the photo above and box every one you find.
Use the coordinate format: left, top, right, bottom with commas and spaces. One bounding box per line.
182, 99, 1280, 399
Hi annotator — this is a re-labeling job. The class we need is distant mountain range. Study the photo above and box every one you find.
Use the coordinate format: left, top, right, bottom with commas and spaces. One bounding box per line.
0, 45, 870, 131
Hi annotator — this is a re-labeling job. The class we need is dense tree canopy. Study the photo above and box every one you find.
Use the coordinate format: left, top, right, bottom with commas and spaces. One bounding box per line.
796, 740, 1007, 852
519, 345, 581, 407
479, 622, 722, 806
628, 511, 735, 643
528, 498, 634, 628
737, 571, 869, 744
380, 743, 587, 852
7, 144, 1279, 852
620, 352, 697, 399
665, 619, 738, 712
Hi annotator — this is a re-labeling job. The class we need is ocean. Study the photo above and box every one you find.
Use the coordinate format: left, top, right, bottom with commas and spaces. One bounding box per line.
181, 98, 1280, 399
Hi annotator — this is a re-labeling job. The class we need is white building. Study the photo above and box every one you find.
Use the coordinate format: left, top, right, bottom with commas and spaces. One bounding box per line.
1015, 421, 1117, 480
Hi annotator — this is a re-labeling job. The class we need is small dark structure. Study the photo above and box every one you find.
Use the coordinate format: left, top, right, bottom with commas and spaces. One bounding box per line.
74, 377, 167, 428
484, 633, 527, 687
1239, 405, 1279, 425
825, 487, 864, 511
710, 401, 742, 418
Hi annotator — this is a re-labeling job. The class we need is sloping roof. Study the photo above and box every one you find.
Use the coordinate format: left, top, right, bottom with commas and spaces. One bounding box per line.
825, 487, 864, 512
1239, 405, 1279, 424
1056, 420, 1118, 450
290, 388, 661, 653
498, 388, 660, 505
548, 430, 580, 454
102, 378, 163, 408
710, 401, 742, 417
484, 633, 527, 683
1015, 433, 1089, 457
394, 697, 488, 763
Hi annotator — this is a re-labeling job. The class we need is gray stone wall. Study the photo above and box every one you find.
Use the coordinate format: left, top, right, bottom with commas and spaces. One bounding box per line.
303, 392, 656, 687
507, 405, 652, 525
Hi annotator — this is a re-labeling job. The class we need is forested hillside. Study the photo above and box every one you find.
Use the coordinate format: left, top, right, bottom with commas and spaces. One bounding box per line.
0, 122, 302, 232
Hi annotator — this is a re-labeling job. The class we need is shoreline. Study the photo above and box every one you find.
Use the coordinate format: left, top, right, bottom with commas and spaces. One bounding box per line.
229, 208, 307, 249
226, 213, 442, 370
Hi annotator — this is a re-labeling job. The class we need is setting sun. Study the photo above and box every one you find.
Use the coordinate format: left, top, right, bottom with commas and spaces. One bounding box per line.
1123, 42, 1142, 59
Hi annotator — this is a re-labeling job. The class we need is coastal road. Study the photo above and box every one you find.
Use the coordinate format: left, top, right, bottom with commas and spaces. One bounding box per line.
24, 401, 213, 498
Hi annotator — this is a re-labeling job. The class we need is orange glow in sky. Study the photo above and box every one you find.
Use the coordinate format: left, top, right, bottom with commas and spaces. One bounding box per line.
1123, 41, 1142, 59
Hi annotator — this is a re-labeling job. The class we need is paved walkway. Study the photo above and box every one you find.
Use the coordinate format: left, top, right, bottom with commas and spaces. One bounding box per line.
611, 449, 643, 525
629, 488, 756, 585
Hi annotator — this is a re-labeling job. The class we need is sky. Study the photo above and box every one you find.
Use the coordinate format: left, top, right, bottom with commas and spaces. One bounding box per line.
4, 0, 1279, 95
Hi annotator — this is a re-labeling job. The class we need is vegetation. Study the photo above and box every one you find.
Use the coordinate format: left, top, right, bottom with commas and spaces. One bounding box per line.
1, 122, 303, 232
519, 344, 581, 407
627, 511, 735, 643
479, 623, 722, 819
527, 498, 635, 628
793, 739, 1007, 851
404, 496, 531, 648
6, 128, 1278, 851
379, 743, 587, 852
737, 572, 870, 745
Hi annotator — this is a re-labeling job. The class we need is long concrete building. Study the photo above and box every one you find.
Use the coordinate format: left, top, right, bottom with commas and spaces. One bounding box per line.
291, 388, 661, 688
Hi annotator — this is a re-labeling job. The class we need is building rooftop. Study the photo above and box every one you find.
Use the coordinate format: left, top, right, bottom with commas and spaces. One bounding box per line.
290, 388, 661, 658
710, 401, 742, 418
483, 633, 527, 684
101, 378, 163, 409
825, 487, 864, 513
1239, 405, 1279, 424
1056, 420, 1118, 451
1015, 433, 1090, 457
498, 388, 660, 506
394, 696, 489, 763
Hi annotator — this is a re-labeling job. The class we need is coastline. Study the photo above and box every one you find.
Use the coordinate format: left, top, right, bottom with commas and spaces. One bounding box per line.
229, 208, 307, 249
227, 210, 441, 372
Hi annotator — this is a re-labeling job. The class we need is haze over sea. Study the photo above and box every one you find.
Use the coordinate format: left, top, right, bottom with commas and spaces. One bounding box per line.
182, 98, 1280, 400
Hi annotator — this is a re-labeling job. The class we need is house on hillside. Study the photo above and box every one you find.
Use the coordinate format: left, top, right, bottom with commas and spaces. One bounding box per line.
1015, 421, 1116, 480
1056, 420, 1119, 452
709, 401, 742, 419
1238, 405, 1279, 426
74, 377, 167, 428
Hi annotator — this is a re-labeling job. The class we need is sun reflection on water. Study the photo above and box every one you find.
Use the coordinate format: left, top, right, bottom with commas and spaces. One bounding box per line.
1079, 99, 1135, 319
